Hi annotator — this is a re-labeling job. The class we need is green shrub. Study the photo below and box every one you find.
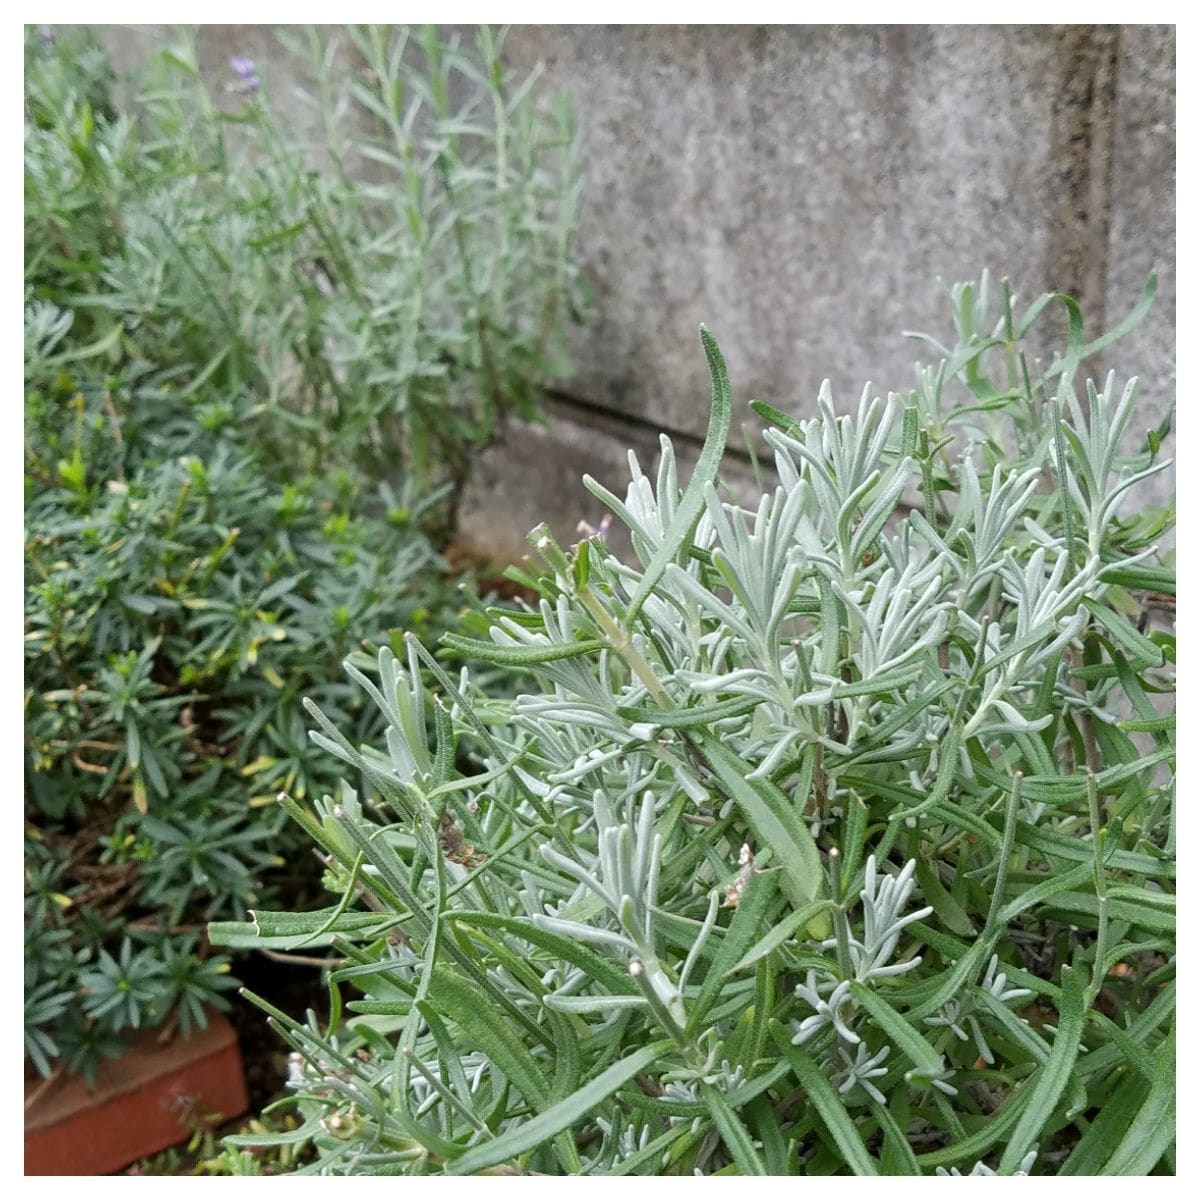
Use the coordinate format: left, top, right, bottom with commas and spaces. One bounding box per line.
213, 277, 1174, 1175
24, 23, 582, 1084
23, 345, 447, 1082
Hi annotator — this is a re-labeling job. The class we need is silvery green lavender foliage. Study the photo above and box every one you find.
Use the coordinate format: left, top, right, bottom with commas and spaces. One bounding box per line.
25, 24, 584, 503
212, 278, 1174, 1175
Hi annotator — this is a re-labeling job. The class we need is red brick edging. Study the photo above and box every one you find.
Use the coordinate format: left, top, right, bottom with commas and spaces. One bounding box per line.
25, 1010, 248, 1176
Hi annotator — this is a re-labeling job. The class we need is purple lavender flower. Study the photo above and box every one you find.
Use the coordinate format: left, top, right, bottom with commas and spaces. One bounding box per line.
227, 55, 261, 96
38, 25, 56, 46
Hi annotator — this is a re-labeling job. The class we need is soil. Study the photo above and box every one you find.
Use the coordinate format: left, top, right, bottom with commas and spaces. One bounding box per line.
226, 949, 331, 1114
443, 540, 540, 605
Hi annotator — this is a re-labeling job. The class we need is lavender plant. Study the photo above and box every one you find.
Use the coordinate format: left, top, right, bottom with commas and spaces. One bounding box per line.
25, 23, 584, 504
212, 278, 1174, 1175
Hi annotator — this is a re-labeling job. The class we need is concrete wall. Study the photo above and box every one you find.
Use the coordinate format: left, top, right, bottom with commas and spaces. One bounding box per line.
101, 25, 1176, 564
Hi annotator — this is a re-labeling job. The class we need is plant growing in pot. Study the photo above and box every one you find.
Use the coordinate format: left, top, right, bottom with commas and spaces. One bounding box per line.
212, 276, 1174, 1176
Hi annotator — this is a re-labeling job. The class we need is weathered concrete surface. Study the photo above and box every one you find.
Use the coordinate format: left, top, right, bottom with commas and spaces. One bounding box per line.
99, 24, 1175, 561
471, 24, 1174, 558
503, 25, 1130, 431
1103, 27, 1176, 501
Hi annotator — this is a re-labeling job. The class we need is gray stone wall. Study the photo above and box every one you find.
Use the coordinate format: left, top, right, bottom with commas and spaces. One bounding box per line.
101, 24, 1175, 565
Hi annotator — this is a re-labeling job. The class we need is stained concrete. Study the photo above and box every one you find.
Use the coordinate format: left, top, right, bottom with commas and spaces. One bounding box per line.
469, 24, 1174, 559
502, 26, 1066, 434
1103, 27, 1176, 500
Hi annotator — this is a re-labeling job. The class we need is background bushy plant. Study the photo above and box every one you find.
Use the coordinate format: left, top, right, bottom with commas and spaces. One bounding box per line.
213, 278, 1174, 1175
25, 24, 584, 498
24, 23, 582, 1084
